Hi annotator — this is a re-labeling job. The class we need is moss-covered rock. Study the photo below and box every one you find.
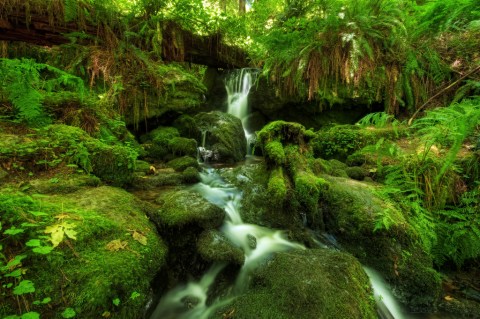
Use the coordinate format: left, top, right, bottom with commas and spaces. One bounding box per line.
311, 124, 405, 161
182, 166, 201, 184
197, 230, 244, 265
135, 160, 152, 174
0, 186, 166, 319
193, 111, 246, 163
169, 137, 198, 158
346, 166, 367, 181
130, 168, 185, 190
27, 174, 101, 194
167, 156, 199, 172
216, 249, 376, 319
319, 175, 441, 311
264, 140, 285, 165
0, 124, 138, 187
152, 190, 224, 229
267, 167, 287, 208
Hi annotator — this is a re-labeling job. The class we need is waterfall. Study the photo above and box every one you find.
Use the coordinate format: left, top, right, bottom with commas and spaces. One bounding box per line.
225, 68, 257, 154
149, 168, 303, 319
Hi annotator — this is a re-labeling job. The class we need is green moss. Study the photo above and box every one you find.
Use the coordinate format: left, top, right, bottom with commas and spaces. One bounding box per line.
346, 166, 367, 181
135, 160, 151, 173
216, 249, 376, 319
167, 156, 199, 172
311, 124, 405, 161
27, 174, 101, 194
294, 171, 327, 227
264, 140, 285, 165
267, 167, 287, 207
257, 120, 311, 146
197, 230, 244, 265
0, 186, 166, 319
153, 190, 224, 228
168, 137, 197, 157
182, 166, 200, 184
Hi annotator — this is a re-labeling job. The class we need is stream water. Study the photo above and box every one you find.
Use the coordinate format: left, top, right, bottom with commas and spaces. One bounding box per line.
149, 167, 305, 319
149, 69, 437, 319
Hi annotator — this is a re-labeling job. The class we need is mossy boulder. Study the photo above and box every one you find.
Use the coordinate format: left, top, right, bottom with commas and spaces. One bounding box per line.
193, 111, 246, 163
0, 186, 166, 319
319, 175, 441, 311
27, 174, 101, 194
0, 124, 137, 187
217, 249, 376, 319
182, 166, 201, 184
152, 190, 224, 229
167, 156, 199, 172
141, 126, 198, 161
197, 230, 245, 265
346, 166, 367, 181
130, 168, 185, 190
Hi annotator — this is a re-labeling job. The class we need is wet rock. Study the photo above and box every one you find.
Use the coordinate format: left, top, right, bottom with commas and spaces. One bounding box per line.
193, 111, 246, 163
247, 234, 257, 249
197, 230, 245, 265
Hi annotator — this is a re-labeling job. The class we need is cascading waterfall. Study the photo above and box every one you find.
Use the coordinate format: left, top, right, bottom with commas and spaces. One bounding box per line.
225, 68, 257, 154
149, 168, 304, 319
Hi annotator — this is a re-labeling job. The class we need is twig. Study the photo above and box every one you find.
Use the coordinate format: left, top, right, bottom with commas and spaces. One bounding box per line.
408, 65, 480, 126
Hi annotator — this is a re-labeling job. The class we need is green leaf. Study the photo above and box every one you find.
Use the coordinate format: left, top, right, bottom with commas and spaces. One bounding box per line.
26, 239, 41, 247
29, 211, 49, 217
6, 269, 22, 278
61, 308, 76, 318
13, 280, 35, 295
130, 291, 141, 300
3, 315, 20, 319
4, 226, 25, 235
32, 246, 54, 255
6, 254, 27, 268
113, 298, 120, 306
21, 312, 40, 319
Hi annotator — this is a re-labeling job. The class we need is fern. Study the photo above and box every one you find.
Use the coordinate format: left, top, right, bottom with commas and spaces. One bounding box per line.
356, 112, 398, 129
412, 98, 480, 182
0, 58, 84, 126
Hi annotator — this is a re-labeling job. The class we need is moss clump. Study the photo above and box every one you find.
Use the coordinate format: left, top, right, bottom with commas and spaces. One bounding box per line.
27, 174, 101, 194
257, 120, 313, 147
182, 166, 200, 184
264, 140, 286, 165
167, 156, 199, 172
217, 249, 376, 319
141, 126, 180, 159
135, 160, 151, 173
294, 171, 327, 227
168, 137, 197, 157
346, 166, 367, 181
311, 124, 405, 161
0, 186, 166, 319
131, 168, 185, 190
197, 230, 244, 265
153, 190, 224, 229
267, 167, 287, 207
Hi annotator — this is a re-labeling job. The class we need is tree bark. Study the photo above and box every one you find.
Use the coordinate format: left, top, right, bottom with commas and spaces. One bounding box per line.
239, 0, 246, 14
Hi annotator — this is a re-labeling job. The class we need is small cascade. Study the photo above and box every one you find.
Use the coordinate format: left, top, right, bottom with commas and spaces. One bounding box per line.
225, 68, 258, 154
150, 167, 303, 318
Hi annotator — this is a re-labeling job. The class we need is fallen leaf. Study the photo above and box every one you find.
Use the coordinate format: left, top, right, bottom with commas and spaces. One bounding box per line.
55, 213, 70, 221
132, 231, 147, 246
444, 295, 455, 301
106, 240, 128, 251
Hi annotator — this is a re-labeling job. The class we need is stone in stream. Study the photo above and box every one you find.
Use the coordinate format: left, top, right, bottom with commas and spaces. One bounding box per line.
192, 111, 247, 163
197, 230, 245, 265
216, 249, 377, 319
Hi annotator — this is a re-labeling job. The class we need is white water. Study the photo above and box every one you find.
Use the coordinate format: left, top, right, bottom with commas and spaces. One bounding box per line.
225, 69, 257, 154
363, 266, 408, 319
149, 168, 304, 318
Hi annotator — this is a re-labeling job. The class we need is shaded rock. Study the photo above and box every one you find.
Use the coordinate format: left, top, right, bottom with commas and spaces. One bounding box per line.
27, 174, 101, 194
216, 249, 376, 319
193, 111, 246, 163
346, 166, 366, 181
197, 230, 244, 265
130, 168, 184, 190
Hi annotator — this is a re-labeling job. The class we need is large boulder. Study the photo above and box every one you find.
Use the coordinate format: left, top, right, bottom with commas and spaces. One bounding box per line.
216, 249, 377, 319
320, 175, 442, 312
0, 186, 166, 318
193, 111, 247, 163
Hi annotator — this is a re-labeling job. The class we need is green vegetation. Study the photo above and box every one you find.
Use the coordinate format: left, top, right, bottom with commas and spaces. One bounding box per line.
1, 0, 479, 317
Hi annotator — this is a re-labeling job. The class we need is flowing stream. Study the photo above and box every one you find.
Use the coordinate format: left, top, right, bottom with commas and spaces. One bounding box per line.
149, 167, 304, 319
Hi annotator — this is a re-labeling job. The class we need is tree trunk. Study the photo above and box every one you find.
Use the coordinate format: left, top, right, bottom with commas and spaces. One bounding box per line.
239, 0, 246, 14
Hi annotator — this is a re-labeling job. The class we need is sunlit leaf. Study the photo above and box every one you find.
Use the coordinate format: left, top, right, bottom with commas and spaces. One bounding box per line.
21, 312, 40, 319
13, 280, 35, 295
130, 291, 141, 300
32, 246, 54, 255
61, 308, 76, 318
6, 254, 27, 268
5, 269, 22, 278
113, 298, 120, 306
4, 226, 25, 235
106, 240, 128, 251
132, 231, 147, 246
26, 239, 41, 247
